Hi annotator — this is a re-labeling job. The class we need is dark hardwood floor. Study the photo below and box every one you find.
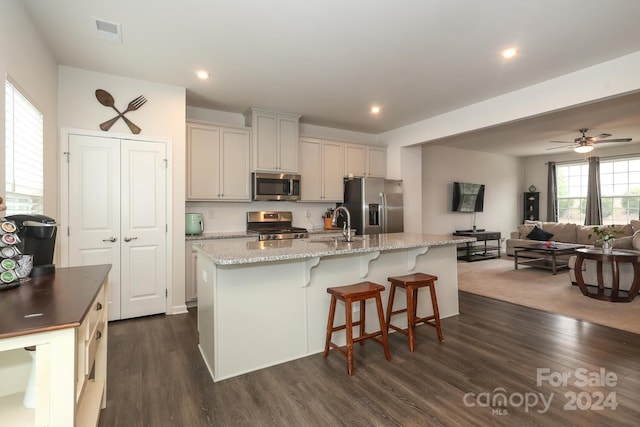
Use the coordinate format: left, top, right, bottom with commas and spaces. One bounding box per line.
98, 292, 640, 426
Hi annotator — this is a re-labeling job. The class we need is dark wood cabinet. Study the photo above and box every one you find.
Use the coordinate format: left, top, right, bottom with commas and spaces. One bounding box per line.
523, 192, 539, 222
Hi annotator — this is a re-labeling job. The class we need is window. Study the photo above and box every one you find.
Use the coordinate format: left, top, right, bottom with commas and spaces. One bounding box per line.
556, 163, 588, 224
4, 79, 44, 216
600, 158, 640, 224
556, 158, 640, 224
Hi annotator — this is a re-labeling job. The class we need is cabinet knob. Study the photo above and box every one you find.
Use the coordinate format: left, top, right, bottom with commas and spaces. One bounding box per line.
96, 302, 103, 311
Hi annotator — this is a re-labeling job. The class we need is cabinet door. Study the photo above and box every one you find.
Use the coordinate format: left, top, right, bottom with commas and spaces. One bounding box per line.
367, 146, 386, 177
299, 138, 323, 201
253, 112, 278, 171
220, 127, 251, 200
277, 115, 300, 172
344, 144, 366, 177
187, 125, 221, 200
322, 141, 344, 201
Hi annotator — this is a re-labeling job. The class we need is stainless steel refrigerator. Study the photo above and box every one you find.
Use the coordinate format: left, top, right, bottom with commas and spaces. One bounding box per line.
342, 177, 404, 235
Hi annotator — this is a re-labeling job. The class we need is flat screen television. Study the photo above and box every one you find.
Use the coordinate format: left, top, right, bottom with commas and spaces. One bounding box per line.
452, 182, 484, 212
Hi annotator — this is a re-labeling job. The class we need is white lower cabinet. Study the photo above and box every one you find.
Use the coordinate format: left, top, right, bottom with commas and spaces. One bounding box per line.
299, 137, 344, 202
186, 237, 256, 303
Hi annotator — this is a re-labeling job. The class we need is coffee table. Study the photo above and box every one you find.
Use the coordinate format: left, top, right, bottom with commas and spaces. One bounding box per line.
514, 242, 585, 275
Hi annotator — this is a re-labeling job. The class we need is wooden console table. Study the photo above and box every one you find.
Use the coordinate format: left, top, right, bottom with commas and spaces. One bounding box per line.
574, 248, 640, 302
453, 230, 501, 262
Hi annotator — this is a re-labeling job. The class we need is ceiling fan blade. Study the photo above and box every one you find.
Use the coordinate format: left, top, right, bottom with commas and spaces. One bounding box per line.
546, 144, 575, 150
549, 140, 574, 143
592, 133, 612, 140
594, 138, 632, 143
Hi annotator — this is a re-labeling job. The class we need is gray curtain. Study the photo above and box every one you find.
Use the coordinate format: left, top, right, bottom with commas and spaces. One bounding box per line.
584, 156, 602, 225
546, 162, 558, 222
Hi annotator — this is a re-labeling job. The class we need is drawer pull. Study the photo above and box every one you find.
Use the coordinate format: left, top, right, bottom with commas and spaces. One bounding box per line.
96, 301, 103, 311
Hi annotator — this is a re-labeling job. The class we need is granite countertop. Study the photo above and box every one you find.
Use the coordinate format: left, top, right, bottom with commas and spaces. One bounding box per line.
185, 228, 351, 241
195, 232, 475, 265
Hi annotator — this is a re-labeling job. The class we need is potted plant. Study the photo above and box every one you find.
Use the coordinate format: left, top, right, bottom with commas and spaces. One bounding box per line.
588, 225, 624, 252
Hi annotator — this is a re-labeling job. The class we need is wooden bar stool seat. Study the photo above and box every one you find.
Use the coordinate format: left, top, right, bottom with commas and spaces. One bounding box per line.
386, 273, 444, 351
323, 281, 392, 375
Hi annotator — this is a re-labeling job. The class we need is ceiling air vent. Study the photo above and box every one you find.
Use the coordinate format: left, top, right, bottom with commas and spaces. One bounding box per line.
93, 17, 122, 43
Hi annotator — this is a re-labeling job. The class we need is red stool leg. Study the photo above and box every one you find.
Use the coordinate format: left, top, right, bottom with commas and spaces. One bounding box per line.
323, 295, 337, 358
385, 283, 396, 334
429, 283, 444, 342
375, 293, 392, 361
406, 285, 416, 352
345, 299, 354, 375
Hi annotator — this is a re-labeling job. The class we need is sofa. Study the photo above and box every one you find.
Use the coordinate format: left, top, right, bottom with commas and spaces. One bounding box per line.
506, 220, 640, 292
506, 220, 640, 259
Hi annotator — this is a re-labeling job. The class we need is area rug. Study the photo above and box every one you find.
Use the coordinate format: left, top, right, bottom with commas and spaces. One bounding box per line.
457, 256, 640, 335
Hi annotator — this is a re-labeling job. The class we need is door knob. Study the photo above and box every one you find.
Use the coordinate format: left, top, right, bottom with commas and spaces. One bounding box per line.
102, 236, 117, 242
124, 236, 138, 242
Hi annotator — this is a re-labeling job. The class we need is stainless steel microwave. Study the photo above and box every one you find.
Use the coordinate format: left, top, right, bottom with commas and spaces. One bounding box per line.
252, 172, 301, 201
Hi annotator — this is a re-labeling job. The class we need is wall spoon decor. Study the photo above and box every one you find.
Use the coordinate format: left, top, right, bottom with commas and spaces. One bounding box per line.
95, 89, 146, 134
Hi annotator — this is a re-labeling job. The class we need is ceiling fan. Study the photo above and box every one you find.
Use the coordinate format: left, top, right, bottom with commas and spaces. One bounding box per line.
548, 128, 632, 153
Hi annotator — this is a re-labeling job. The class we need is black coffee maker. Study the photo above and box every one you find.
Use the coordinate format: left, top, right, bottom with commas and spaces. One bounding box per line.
6, 214, 57, 277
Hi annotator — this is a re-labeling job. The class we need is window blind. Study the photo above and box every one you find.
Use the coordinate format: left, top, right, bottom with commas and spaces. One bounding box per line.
4, 79, 44, 216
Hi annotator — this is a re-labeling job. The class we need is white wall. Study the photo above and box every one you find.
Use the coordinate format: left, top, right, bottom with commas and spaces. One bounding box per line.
421, 145, 522, 245
58, 66, 187, 315
0, 0, 59, 222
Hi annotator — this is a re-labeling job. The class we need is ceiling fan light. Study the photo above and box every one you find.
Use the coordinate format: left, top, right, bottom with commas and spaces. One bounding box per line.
574, 144, 594, 154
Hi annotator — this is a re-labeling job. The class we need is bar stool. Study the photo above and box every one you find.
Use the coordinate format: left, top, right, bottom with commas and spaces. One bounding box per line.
323, 281, 392, 375
386, 273, 444, 351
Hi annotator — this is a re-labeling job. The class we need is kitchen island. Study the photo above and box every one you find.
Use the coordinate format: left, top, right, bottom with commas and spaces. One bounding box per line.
195, 232, 473, 381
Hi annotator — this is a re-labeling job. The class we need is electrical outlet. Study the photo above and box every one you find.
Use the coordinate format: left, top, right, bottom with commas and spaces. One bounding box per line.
306, 209, 311, 218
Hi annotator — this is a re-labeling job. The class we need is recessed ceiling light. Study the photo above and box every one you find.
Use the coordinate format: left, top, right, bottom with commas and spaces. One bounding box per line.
501, 48, 518, 59
196, 70, 210, 80
370, 106, 381, 114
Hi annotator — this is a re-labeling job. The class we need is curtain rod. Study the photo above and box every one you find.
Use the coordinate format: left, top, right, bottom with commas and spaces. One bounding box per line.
545, 153, 639, 165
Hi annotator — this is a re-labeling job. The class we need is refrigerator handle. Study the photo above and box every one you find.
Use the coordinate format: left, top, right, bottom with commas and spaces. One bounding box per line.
380, 192, 387, 233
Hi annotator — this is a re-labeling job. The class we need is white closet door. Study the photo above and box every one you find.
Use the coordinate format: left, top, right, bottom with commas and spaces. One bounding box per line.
119, 139, 167, 319
67, 134, 167, 320
68, 134, 122, 320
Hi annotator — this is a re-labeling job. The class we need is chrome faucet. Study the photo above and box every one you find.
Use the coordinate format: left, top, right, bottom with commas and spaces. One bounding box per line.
331, 206, 353, 242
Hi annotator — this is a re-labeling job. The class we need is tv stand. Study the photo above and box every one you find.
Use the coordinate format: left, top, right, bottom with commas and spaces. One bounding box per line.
453, 230, 501, 262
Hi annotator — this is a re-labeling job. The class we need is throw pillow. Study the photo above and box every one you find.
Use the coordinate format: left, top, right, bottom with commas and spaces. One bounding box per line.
527, 226, 554, 241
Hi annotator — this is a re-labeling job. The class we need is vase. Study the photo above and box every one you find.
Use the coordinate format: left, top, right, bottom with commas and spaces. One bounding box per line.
602, 240, 612, 253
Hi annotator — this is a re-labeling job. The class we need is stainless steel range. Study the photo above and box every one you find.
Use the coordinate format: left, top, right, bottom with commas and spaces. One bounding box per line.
246, 211, 308, 241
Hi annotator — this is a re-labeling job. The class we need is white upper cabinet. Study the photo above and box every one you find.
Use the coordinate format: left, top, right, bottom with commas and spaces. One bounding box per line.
186, 122, 251, 201
244, 107, 301, 173
299, 137, 344, 202
344, 143, 386, 178
367, 146, 387, 177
